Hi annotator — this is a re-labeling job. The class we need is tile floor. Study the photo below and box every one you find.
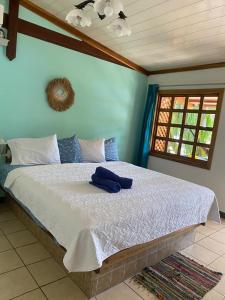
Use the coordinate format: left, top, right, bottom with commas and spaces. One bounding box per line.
0, 202, 225, 300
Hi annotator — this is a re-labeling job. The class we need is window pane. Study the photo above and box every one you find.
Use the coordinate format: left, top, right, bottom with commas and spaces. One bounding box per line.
187, 97, 201, 110
169, 127, 181, 140
161, 97, 172, 109
203, 96, 218, 110
157, 126, 167, 137
181, 144, 193, 158
200, 113, 215, 128
198, 130, 212, 145
185, 113, 198, 126
167, 141, 179, 154
183, 128, 196, 142
174, 97, 185, 109
159, 112, 169, 123
155, 139, 165, 152
171, 112, 183, 124
195, 146, 209, 161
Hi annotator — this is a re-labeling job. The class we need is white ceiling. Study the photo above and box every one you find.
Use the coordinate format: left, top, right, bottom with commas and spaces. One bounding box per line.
29, 0, 225, 71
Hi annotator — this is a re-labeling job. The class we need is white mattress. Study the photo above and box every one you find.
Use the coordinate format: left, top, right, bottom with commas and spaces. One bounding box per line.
4, 162, 220, 272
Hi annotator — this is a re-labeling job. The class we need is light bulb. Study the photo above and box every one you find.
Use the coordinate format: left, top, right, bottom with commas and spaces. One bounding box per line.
66, 8, 92, 27
104, 4, 113, 17
66, 9, 81, 24
95, 0, 123, 18
80, 16, 92, 27
108, 18, 132, 37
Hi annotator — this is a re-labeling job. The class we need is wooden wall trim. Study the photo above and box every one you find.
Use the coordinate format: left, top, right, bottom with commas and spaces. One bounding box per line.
19, 0, 149, 75
6, 0, 19, 60
149, 62, 225, 75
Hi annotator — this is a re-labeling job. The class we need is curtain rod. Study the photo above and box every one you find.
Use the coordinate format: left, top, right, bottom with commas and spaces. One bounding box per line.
159, 83, 225, 88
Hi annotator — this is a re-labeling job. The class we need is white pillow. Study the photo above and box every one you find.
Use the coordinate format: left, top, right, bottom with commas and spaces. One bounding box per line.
8, 135, 61, 165
79, 138, 106, 163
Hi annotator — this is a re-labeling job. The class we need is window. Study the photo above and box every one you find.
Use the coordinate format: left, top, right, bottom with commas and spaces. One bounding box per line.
150, 89, 224, 169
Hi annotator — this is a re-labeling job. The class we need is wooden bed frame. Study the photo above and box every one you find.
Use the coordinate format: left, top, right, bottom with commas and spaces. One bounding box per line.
3, 190, 197, 299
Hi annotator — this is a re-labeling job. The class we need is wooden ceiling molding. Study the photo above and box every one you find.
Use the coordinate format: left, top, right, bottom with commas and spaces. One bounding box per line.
148, 62, 225, 75
19, 0, 149, 75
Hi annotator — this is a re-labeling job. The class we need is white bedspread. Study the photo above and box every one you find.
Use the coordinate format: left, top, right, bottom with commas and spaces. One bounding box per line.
4, 162, 220, 272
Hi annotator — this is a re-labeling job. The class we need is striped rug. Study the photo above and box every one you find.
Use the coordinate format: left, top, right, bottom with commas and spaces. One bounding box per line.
133, 252, 222, 300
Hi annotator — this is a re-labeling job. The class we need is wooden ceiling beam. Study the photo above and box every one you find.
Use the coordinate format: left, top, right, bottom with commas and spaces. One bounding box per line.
19, 0, 149, 75
3, 12, 130, 68
18, 18, 130, 68
6, 0, 20, 60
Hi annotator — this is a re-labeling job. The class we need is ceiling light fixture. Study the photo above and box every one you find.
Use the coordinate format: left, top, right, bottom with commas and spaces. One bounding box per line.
66, 0, 131, 37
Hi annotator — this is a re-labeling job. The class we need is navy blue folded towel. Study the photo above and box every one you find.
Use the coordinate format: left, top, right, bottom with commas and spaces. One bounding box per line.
90, 174, 121, 193
95, 166, 133, 189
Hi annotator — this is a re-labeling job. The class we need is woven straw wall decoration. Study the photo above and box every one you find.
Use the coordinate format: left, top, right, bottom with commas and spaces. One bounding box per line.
46, 78, 75, 112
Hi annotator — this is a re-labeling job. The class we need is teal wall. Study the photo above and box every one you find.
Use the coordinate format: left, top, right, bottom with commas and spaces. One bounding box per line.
0, 1, 147, 163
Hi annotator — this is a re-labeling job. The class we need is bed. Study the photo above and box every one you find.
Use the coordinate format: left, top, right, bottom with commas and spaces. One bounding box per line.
0, 161, 220, 297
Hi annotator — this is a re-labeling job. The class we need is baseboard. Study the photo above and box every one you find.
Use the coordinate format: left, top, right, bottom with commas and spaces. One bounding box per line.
220, 211, 225, 219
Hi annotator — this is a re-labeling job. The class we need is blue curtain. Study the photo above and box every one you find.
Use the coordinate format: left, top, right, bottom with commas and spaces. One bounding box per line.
137, 84, 159, 168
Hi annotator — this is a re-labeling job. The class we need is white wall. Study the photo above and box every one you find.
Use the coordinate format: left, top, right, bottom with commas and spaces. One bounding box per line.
148, 67, 225, 212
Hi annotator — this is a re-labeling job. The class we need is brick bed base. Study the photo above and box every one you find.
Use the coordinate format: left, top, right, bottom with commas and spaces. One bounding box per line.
6, 195, 196, 299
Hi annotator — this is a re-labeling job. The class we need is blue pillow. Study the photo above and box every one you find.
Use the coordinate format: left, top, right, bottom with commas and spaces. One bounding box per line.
105, 138, 119, 161
57, 135, 81, 163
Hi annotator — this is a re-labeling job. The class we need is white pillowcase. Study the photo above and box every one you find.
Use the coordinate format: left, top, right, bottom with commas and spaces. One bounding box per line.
79, 138, 106, 163
8, 135, 61, 165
